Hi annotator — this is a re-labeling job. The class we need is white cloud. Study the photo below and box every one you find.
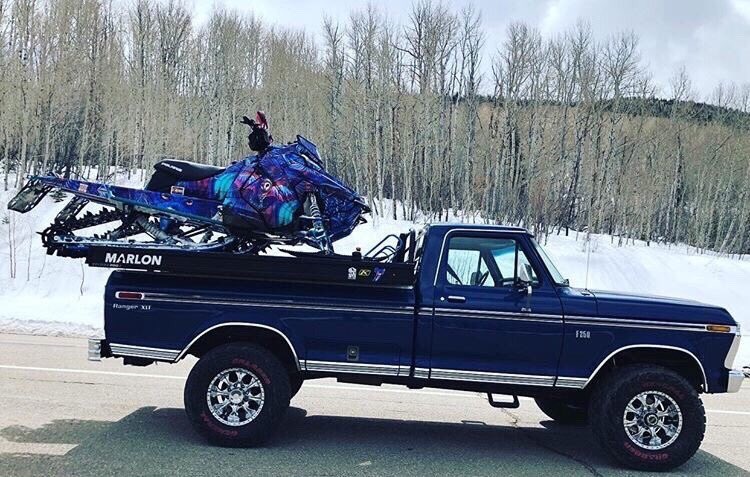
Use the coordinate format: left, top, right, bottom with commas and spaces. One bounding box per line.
731, 0, 750, 23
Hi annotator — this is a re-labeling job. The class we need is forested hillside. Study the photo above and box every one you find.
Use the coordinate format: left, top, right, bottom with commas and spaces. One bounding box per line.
1, 0, 749, 253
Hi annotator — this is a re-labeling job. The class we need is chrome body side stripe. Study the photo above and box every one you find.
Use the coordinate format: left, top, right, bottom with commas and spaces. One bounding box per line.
135, 292, 414, 315
301, 361, 555, 387
423, 305, 731, 333
434, 308, 561, 320
554, 377, 588, 389
123, 292, 731, 332
109, 343, 180, 361
413, 367, 430, 379
566, 319, 704, 333
433, 308, 562, 323
428, 368, 555, 387
566, 315, 734, 333
301, 360, 403, 376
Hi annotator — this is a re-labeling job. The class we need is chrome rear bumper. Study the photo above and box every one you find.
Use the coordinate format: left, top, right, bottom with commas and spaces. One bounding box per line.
88, 338, 110, 361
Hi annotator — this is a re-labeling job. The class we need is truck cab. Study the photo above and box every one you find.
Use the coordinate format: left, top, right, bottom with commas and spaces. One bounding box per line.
416, 225, 739, 395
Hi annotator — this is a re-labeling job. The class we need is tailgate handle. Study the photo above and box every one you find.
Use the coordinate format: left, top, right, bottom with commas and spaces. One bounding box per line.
446, 295, 466, 303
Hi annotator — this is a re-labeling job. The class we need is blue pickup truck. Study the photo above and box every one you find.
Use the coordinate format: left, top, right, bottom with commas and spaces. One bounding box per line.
88, 223, 743, 471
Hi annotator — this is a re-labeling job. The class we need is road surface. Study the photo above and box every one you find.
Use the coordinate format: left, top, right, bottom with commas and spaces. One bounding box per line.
0, 334, 749, 476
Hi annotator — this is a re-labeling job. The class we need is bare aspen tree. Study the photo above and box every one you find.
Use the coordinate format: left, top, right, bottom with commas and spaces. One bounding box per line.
0, 1, 748, 255
322, 16, 345, 173
458, 5, 483, 214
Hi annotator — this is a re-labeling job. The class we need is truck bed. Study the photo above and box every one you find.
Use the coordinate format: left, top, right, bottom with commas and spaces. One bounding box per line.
103, 269, 417, 371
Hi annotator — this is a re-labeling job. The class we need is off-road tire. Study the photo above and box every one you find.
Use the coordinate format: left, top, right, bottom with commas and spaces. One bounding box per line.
290, 374, 303, 399
184, 342, 291, 447
535, 397, 588, 424
589, 365, 705, 472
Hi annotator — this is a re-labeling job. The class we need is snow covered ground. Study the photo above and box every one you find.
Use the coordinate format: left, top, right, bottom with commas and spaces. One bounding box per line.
1, 183, 748, 367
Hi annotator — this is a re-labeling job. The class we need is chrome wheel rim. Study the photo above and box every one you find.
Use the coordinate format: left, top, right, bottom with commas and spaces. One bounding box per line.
623, 390, 683, 450
206, 367, 265, 426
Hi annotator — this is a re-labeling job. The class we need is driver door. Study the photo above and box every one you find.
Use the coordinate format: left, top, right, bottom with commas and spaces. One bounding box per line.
429, 232, 564, 384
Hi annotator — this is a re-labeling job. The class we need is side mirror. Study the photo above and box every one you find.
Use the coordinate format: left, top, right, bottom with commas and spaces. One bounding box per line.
516, 279, 532, 296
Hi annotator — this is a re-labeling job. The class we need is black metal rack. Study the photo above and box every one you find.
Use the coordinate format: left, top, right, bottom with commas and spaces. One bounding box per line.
84, 246, 417, 288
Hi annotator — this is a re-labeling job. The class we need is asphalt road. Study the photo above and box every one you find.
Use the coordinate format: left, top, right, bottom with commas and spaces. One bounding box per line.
1, 334, 749, 476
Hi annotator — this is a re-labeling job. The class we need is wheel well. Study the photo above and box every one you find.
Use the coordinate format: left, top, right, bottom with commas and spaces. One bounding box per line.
184, 325, 299, 376
589, 347, 706, 392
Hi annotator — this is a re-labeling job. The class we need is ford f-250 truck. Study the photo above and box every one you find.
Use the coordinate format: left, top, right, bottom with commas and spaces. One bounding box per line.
87, 224, 743, 471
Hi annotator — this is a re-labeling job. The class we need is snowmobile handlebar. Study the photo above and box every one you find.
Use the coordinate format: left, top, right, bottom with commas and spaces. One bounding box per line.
240, 115, 260, 129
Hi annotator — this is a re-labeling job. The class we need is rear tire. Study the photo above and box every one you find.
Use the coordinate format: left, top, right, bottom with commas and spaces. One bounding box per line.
184, 342, 291, 447
289, 373, 303, 399
589, 365, 705, 472
535, 397, 588, 424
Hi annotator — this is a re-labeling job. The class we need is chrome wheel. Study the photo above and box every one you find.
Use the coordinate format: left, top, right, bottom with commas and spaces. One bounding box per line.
206, 367, 265, 426
623, 390, 683, 450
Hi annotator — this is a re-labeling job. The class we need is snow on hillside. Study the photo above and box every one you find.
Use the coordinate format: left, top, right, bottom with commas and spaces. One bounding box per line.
1, 184, 748, 367
543, 231, 750, 367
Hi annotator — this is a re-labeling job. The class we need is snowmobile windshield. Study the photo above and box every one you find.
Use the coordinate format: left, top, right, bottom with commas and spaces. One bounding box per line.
530, 237, 568, 286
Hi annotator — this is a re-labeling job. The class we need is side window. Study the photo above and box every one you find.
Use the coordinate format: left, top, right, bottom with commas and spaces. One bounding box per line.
446, 248, 495, 287
490, 242, 539, 286
444, 235, 539, 287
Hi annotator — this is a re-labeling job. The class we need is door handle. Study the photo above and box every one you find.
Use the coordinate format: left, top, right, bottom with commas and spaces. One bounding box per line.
446, 295, 466, 303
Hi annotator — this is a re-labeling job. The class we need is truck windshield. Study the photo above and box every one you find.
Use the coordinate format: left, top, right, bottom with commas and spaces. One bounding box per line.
530, 238, 568, 286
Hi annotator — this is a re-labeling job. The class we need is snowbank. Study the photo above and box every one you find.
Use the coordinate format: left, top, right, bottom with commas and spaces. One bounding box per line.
1, 188, 748, 367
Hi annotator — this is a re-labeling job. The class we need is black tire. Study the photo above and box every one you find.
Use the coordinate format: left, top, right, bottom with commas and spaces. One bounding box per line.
535, 397, 588, 425
184, 342, 291, 447
290, 374, 303, 399
589, 365, 705, 472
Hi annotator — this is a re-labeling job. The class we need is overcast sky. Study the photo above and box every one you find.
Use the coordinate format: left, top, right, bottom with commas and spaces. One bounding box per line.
187, 0, 750, 100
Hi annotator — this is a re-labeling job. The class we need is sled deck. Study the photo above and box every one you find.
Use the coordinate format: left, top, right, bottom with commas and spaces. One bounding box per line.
84, 245, 417, 288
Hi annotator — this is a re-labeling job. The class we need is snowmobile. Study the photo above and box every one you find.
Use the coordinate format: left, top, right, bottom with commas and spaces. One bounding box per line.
8, 112, 369, 258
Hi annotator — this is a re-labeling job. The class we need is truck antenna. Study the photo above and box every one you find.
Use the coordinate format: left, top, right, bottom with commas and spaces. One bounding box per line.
584, 231, 592, 290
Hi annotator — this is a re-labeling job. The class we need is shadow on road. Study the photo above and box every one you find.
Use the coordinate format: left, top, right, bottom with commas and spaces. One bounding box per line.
0, 406, 746, 477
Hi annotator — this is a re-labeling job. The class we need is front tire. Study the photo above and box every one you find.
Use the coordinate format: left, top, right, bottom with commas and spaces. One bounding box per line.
589, 365, 705, 472
535, 397, 588, 424
184, 342, 291, 447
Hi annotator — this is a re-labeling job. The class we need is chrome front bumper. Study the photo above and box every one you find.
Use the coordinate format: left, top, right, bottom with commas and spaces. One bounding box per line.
727, 369, 745, 393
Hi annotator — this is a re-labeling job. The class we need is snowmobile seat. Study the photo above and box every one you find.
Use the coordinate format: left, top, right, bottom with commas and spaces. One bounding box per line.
154, 160, 225, 181
146, 160, 226, 192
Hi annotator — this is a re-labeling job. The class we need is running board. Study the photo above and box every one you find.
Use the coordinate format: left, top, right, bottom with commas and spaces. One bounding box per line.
487, 393, 520, 409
